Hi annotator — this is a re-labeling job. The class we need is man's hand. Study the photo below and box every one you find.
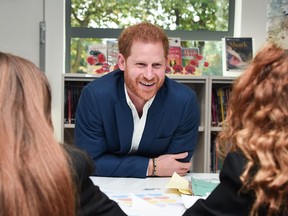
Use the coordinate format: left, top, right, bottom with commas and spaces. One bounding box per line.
149, 152, 192, 177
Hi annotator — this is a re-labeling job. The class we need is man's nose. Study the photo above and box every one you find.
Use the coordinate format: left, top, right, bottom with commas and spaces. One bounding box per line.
143, 65, 154, 80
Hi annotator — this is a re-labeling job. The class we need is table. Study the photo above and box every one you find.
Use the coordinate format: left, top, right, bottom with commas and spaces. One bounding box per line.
90, 173, 219, 216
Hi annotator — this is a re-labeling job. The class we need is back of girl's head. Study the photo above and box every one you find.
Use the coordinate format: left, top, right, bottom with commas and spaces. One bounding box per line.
218, 43, 288, 215
0, 53, 52, 133
0, 52, 75, 216
118, 22, 169, 59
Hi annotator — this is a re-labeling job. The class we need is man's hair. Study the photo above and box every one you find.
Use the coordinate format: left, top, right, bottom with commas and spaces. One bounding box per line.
118, 22, 169, 59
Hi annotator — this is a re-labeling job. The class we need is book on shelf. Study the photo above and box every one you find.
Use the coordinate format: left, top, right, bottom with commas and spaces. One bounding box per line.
106, 40, 119, 72
222, 37, 254, 77
210, 134, 216, 172
64, 81, 89, 124
64, 82, 73, 124
211, 86, 231, 127
218, 88, 225, 124
167, 46, 183, 74
86, 44, 109, 74
181, 47, 200, 75
210, 133, 223, 173
211, 89, 218, 127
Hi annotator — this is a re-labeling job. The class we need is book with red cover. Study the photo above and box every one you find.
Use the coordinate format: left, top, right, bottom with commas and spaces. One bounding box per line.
167, 46, 183, 74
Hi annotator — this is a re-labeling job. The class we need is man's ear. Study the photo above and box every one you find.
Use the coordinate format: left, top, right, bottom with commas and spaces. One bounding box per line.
118, 54, 125, 71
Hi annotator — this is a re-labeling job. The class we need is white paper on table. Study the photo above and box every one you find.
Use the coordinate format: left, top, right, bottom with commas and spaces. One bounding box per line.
181, 194, 204, 209
122, 193, 185, 216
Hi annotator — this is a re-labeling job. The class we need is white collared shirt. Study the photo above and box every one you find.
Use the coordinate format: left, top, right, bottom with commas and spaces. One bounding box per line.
124, 84, 155, 153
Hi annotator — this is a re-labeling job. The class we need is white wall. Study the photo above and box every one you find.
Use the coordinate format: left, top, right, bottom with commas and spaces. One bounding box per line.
0, 0, 268, 142
235, 0, 269, 52
0, 0, 64, 141
45, 0, 65, 142
0, 0, 43, 64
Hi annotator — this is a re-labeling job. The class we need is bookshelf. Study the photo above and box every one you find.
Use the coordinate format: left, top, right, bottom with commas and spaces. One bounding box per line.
62, 74, 235, 173
208, 76, 235, 172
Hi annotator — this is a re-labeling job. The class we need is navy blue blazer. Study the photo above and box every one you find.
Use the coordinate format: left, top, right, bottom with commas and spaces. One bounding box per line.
75, 69, 200, 178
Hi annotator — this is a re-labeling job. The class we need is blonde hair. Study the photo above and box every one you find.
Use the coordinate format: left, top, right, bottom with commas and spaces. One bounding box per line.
0, 53, 75, 216
217, 43, 288, 215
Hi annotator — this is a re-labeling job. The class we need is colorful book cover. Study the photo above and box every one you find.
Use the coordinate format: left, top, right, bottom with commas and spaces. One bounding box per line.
181, 47, 200, 75
86, 44, 109, 74
167, 46, 183, 74
222, 37, 253, 76
106, 40, 119, 72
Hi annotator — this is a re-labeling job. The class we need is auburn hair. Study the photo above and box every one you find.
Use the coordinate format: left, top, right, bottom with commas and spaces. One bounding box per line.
118, 22, 169, 59
217, 43, 288, 216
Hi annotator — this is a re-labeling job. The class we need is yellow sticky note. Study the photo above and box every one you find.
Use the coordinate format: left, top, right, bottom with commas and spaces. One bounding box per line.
166, 172, 192, 195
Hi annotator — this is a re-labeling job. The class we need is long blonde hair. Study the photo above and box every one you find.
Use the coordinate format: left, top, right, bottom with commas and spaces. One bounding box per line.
0, 53, 75, 216
217, 43, 288, 215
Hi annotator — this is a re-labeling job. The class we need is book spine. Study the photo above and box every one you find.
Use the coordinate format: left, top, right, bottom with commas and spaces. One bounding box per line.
219, 88, 225, 123
68, 88, 71, 124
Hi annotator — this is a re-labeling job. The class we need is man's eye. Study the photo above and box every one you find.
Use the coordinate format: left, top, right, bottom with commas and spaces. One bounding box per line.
136, 63, 146, 67
153, 64, 162, 68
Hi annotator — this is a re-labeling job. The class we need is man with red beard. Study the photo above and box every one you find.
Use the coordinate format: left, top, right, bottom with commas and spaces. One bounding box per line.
75, 22, 200, 178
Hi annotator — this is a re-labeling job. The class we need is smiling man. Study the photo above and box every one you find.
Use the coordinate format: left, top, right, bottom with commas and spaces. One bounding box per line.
75, 22, 200, 178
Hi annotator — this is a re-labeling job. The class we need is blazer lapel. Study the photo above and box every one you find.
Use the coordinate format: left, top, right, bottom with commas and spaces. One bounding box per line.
115, 98, 134, 153
138, 94, 165, 152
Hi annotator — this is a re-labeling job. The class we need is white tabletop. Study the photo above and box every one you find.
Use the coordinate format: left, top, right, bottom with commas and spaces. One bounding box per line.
90, 173, 219, 216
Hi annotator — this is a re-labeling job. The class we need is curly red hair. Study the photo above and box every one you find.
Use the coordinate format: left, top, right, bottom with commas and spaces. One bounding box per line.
217, 43, 288, 216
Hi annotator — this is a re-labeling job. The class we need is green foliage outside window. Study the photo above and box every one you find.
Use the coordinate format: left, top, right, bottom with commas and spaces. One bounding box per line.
71, 0, 229, 31
67, 0, 233, 75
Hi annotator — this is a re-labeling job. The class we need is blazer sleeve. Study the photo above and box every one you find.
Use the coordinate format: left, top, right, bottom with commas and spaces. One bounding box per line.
66, 146, 127, 216
75, 84, 150, 178
183, 152, 255, 216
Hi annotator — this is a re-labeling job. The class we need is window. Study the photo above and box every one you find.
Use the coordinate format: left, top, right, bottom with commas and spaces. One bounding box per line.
66, 0, 235, 75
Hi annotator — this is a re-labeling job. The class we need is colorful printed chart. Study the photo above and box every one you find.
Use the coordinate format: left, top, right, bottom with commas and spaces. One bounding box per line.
90, 173, 219, 216
108, 192, 183, 208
